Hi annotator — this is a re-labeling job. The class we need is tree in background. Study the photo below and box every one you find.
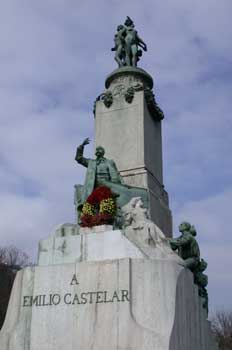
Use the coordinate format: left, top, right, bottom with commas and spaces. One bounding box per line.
211, 311, 232, 350
0, 246, 30, 329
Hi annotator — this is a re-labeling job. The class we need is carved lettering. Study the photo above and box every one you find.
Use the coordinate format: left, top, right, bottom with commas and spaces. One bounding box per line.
52, 294, 61, 305
72, 294, 81, 305
42, 294, 51, 306
111, 291, 120, 302
64, 293, 72, 305
70, 274, 79, 285
88, 292, 94, 304
32, 296, 40, 306
103, 290, 112, 303
96, 291, 104, 304
121, 289, 130, 302
80, 292, 88, 304
23, 296, 31, 307
23, 289, 130, 307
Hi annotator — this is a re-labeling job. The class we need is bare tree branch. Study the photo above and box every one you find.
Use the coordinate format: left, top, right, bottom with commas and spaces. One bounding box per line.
211, 310, 232, 350
0, 246, 31, 329
0, 246, 29, 267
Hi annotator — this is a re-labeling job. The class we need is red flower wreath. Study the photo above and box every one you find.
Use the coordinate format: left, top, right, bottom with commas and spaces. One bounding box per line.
80, 186, 117, 228
87, 186, 112, 205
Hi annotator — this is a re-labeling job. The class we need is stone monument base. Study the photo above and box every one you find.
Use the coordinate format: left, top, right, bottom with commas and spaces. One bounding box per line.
0, 224, 217, 350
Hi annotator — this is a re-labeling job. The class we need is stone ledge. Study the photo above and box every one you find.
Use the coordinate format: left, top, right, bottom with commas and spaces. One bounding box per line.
105, 66, 153, 89
38, 223, 180, 266
79, 225, 113, 235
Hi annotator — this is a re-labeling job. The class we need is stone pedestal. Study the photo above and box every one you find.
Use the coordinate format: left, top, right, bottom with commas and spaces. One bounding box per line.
94, 67, 172, 236
0, 224, 218, 350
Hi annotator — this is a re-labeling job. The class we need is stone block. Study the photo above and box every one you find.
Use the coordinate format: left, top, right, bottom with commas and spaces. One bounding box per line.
37, 225, 179, 267
94, 71, 172, 235
0, 257, 217, 350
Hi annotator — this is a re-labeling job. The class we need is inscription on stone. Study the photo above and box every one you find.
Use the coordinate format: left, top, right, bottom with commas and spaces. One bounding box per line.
70, 274, 79, 285
22, 274, 130, 307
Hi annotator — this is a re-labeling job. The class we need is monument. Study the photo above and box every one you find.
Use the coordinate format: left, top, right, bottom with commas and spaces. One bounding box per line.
95, 16, 172, 236
0, 17, 218, 350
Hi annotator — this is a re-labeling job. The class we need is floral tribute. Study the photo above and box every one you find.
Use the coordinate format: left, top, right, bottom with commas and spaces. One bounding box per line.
80, 186, 117, 227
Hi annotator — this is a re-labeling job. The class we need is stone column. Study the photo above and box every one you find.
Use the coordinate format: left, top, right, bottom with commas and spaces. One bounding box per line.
94, 67, 172, 236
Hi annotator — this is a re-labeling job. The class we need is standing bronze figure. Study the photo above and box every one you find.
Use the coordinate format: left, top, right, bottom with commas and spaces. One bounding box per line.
112, 17, 147, 67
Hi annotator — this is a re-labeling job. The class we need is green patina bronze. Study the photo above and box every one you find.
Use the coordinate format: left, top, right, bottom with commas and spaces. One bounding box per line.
111, 16, 147, 67
170, 222, 200, 271
194, 258, 208, 312
74, 138, 148, 227
170, 222, 209, 312
102, 91, 113, 108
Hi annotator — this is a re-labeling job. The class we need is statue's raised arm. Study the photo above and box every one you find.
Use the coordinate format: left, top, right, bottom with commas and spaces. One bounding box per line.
74, 140, 148, 228
75, 138, 91, 168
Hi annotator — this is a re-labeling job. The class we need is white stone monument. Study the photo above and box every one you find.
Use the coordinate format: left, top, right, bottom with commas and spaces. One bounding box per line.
0, 217, 218, 350
0, 17, 218, 350
95, 66, 172, 236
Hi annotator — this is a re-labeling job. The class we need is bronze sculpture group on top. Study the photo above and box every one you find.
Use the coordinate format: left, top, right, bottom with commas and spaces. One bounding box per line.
111, 16, 147, 67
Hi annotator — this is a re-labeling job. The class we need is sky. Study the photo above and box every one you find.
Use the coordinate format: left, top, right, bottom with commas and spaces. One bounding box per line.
0, 0, 231, 314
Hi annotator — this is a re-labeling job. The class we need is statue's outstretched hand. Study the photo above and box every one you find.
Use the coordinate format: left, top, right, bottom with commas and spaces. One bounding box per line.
82, 137, 90, 146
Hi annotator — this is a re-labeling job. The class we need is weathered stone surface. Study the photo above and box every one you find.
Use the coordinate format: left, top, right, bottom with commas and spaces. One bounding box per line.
95, 91, 159, 179
79, 225, 113, 234
0, 266, 34, 350
37, 224, 179, 266
95, 72, 172, 235
122, 197, 175, 257
0, 257, 217, 350
105, 66, 153, 89
0, 221, 217, 350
